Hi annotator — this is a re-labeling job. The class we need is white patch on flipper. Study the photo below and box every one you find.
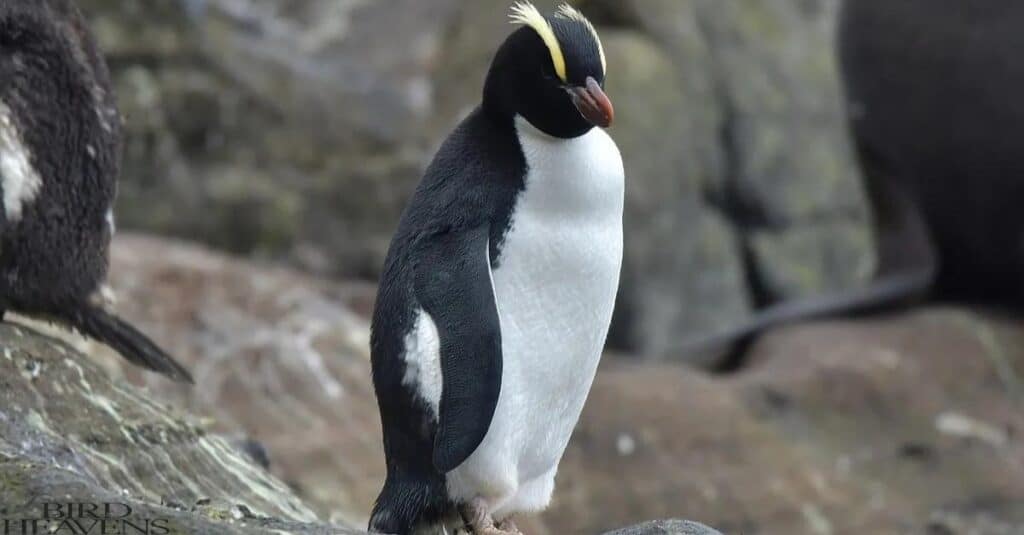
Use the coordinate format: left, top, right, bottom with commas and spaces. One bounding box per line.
0, 100, 42, 221
446, 116, 624, 518
401, 309, 442, 419
106, 208, 116, 235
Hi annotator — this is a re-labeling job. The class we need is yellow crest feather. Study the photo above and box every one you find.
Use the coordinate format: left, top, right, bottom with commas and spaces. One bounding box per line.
510, 1, 568, 83
555, 4, 606, 75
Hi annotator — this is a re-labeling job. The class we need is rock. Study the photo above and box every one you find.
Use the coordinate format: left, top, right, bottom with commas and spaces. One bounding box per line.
0, 322, 361, 534
550, 308, 1024, 533
93, 235, 1024, 533
0, 235, 715, 534
600, 30, 750, 358
700, 0, 874, 302
104, 234, 380, 526
80, 0, 459, 277
75, 0, 874, 364
604, 520, 724, 535
583, 0, 873, 358
749, 222, 875, 301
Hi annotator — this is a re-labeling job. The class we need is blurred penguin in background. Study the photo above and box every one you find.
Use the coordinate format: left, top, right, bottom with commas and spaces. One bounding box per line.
684, 0, 1024, 365
840, 0, 1024, 304
0, 0, 191, 382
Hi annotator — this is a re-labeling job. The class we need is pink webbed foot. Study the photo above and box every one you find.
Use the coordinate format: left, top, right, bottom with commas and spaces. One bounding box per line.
459, 498, 520, 535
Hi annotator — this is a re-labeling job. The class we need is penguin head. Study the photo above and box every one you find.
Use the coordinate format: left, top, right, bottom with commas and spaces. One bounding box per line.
484, 2, 613, 138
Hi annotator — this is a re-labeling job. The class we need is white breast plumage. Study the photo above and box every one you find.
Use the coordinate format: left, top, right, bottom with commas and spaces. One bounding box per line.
445, 116, 624, 517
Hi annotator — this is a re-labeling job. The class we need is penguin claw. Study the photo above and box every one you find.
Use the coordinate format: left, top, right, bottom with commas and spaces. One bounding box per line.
478, 529, 518, 535
495, 518, 522, 535
459, 498, 520, 535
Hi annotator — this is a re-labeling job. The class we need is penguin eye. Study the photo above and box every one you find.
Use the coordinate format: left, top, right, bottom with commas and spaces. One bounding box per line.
540, 59, 567, 86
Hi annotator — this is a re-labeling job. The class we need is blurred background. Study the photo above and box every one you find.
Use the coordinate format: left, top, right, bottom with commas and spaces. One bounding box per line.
86, 0, 875, 358
23, 0, 1023, 533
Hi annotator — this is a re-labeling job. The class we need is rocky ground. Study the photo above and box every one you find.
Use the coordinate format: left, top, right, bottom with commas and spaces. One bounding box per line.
11, 235, 1008, 535
6, 3, 1022, 533
0, 239, 719, 535
77, 0, 873, 364
0, 325, 714, 535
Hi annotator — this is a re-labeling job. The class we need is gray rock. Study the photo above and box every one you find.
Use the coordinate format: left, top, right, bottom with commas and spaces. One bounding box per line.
62, 236, 1024, 534
82, 0, 459, 277
0, 279, 714, 534
0, 322, 362, 534
0, 462, 356, 534
585, 0, 873, 359
601, 30, 750, 357
105, 234, 381, 525
698, 0, 874, 302
78, 0, 874, 364
604, 520, 724, 535
749, 221, 876, 300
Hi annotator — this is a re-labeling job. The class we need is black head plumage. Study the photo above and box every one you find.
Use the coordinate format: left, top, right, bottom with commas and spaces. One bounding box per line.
483, 2, 613, 139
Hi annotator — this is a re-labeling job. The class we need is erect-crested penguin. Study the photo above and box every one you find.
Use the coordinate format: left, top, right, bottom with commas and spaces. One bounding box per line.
0, 0, 191, 382
369, 3, 621, 534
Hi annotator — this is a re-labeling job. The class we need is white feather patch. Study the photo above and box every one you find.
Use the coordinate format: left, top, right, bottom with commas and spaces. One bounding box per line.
401, 309, 443, 420
0, 100, 42, 221
106, 208, 116, 235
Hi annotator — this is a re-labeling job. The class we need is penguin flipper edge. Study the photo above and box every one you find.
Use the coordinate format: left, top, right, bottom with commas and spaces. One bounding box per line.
413, 225, 502, 474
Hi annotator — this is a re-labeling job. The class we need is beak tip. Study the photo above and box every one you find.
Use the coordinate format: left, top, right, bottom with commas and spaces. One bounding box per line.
572, 77, 615, 129
602, 107, 615, 128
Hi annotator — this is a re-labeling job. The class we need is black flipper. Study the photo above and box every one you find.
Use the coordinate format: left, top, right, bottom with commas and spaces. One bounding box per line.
59, 305, 193, 383
413, 225, 502, 473
682, 138, 937, 362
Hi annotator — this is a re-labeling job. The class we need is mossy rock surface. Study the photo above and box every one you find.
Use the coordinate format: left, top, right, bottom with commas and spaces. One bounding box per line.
0, 321, 361, 534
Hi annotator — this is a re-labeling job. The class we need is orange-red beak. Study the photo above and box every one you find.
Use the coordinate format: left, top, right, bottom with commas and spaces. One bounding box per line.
568, 76, 614, 128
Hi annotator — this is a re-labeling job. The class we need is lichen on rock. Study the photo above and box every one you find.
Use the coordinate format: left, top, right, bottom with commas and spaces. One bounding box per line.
0, 321, 360, 534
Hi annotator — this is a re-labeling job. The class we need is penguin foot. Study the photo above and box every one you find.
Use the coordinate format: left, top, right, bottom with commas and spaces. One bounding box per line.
496, 518, 521, 534
459, 498, 518, 535
479, 528, 517, 535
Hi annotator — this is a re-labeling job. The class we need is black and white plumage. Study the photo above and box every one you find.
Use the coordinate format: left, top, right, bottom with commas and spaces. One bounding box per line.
369, 3, 620, 534
0, 0, 191, 382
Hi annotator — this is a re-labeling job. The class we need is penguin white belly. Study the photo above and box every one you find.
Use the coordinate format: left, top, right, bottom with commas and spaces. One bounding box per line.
445, 117, 624, 517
